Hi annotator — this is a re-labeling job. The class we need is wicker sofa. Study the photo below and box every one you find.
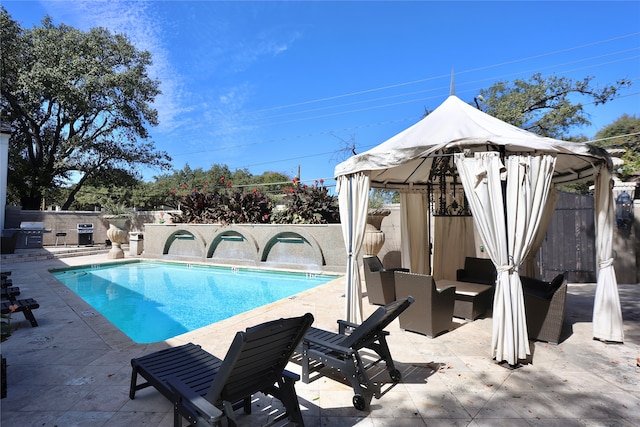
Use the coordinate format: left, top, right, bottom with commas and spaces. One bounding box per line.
456, 257, 497, 285
521, 272, 568, 345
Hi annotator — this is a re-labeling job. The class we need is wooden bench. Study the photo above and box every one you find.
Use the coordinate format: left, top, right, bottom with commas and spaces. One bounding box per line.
437, 279, 494, 320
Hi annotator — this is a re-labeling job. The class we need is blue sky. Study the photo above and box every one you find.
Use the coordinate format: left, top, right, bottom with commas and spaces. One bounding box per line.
4, 1, 640, 189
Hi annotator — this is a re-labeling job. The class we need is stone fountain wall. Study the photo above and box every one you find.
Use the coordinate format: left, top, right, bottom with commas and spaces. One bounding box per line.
142, 223, 347, 272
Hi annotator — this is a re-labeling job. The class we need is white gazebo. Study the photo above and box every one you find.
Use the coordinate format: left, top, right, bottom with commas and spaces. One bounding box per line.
334, 94, 623, 366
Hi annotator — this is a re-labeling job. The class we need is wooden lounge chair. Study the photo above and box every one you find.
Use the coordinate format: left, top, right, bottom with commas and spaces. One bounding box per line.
363, 256, 409, 305
394, 272, 456, 338
130, 313, 314, 427
297, 297, 414, 410
1, 298, 39, 327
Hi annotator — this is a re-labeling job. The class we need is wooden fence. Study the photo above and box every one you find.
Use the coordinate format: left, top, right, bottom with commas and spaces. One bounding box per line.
537, 191, 596, 283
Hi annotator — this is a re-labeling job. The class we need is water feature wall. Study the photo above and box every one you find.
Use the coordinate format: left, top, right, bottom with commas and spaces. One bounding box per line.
144, 223, 346, 272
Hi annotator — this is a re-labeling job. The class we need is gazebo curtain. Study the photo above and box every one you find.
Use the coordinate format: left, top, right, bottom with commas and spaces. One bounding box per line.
502, 154, 556, 363
400, 191, 430, 274
593, 165, 624, 342
432, 216, 476, 280
337, 173, 370, 324
455, 152, 556, 365
455, 153, 513, 362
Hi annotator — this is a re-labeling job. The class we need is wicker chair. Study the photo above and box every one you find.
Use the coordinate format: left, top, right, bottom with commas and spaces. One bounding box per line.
394, 272, 456, 338
363, 256, 408, 305
522, 273, 568, 345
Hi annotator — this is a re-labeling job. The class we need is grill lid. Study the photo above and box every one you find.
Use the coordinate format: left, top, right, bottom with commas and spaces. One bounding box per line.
20, 222, 45, 230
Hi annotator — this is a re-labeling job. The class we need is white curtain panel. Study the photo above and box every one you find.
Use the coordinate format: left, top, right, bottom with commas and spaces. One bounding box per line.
502, 154, 556, 363
432, 216, 476, 281
337, 173, 370, 324
455, 152, 513, 361
400, 191, 430, 274
593, 165, 624, 342
455, 153, 556, 365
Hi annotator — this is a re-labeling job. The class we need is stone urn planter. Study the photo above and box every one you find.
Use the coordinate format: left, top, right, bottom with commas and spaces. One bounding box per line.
104, 216, 129, 259
363, 209, 390, 257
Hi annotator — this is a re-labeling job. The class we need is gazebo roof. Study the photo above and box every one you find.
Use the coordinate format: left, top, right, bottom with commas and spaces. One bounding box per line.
335, 95, 611, 187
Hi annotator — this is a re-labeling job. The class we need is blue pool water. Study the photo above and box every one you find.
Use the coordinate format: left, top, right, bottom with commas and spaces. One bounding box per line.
51, 261, 335, 343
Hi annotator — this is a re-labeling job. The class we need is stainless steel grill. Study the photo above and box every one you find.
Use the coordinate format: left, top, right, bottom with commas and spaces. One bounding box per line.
76, 223, 94, 246
17, 222, 51, 249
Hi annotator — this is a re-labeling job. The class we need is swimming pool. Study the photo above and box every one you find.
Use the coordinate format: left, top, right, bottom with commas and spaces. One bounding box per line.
51, 261, 336, 343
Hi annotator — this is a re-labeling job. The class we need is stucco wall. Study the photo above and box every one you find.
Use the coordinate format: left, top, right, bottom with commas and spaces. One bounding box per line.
4, 207, 157, 247
6, 198, 637, 281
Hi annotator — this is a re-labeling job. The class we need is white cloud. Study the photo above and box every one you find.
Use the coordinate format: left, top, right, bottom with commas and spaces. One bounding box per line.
33, 1, 302, 164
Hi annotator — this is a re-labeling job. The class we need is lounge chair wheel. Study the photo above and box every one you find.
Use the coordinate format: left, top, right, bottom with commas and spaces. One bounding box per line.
352, 394, 366, 410
389, 368, 401, 382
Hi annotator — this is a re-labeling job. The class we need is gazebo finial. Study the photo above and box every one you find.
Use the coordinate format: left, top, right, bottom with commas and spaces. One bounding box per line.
450, 67, 455, 96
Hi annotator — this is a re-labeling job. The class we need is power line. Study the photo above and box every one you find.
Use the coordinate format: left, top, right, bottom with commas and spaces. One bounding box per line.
587, 131, 640, 144
239, 49, 640, 125
163, 33, 640, 177
237, 32, 640, 117
168, 59, 639, 160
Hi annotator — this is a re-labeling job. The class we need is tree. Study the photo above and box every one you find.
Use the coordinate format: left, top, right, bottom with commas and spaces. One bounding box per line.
593, 114, 640, 180
160, 164, 292, 195
0, 8, 171, 210
474, 73, 631, 139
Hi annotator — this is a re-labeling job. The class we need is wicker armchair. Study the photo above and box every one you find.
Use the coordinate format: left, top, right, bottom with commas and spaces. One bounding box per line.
363, 256, 408, 305
393, 272, 456, 338
522, 273, 568, 345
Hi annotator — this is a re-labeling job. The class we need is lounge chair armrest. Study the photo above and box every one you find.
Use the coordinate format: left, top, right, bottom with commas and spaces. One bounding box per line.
282, 369, 300, 382
337, 319, 390, 338
303, 336, 356, 356
168, 376, 224, 426
337, 319, 360, 334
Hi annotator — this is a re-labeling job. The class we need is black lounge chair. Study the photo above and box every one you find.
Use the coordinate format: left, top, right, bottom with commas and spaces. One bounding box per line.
0, 286, 20, 301
297, 297, 414, 410
130, 313, 314, 427
1, 298, 39, 327
2, 271, 13, 287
